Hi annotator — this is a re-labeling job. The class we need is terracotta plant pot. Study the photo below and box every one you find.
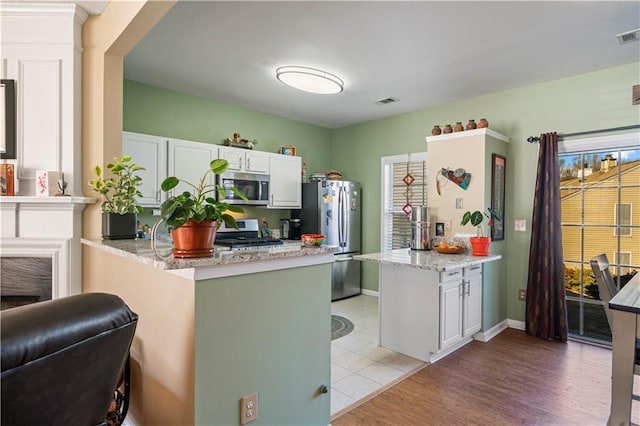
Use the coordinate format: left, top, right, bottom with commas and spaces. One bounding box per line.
469, 236, 491, 256
171, 219, 218, 258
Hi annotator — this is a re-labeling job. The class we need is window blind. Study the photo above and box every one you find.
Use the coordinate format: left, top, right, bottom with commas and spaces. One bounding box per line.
382, 153, 427, 251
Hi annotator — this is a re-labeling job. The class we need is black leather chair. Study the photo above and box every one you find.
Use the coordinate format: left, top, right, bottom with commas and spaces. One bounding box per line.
1, 293, 138, 426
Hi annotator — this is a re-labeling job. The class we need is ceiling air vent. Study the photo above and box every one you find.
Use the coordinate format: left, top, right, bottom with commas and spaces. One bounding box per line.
376, 97, 399, 105
616, 28, 640, 44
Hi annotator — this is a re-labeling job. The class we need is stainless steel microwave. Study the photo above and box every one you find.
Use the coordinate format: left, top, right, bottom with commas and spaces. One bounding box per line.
218, 171, 269, 205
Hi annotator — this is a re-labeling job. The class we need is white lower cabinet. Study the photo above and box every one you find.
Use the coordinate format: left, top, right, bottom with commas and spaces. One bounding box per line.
379, 263, 483, 363
439, 265, 482, 351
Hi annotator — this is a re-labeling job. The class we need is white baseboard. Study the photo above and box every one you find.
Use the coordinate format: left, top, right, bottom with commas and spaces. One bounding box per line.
474, 319, 508, 342
361, 289, 379, 297
507, 319, 526, 330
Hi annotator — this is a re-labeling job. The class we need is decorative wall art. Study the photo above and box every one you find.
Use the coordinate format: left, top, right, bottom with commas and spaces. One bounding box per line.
491, 154, 506, 240
1, 79, 16, 160
436, 167, 471, 195
280, 145, 296, 156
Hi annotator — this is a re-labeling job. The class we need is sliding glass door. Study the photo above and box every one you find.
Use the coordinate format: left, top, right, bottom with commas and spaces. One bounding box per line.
559, 134, 640, 344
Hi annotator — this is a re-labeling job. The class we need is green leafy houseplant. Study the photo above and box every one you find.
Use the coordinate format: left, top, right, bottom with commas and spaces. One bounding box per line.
88, 155, 144, 215
461, 208, 501, 237
159, 158, 246, 230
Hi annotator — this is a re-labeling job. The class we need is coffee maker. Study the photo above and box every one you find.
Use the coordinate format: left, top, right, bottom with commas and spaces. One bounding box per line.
289, 218, 302, 240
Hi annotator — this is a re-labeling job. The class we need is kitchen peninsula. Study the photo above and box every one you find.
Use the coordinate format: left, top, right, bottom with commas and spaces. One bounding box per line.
81, 238, 335, 425
355, 249, 502, 364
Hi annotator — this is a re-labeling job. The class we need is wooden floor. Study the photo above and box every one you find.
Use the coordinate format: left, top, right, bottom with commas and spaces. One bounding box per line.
332, 328, 628, 426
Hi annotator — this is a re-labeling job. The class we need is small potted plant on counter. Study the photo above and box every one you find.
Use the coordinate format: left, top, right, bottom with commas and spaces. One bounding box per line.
460, 208, 501, 256
158, 158, 247, 258
89, 155, 144, 240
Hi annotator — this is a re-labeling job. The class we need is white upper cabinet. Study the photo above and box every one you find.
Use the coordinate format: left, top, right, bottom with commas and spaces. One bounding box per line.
122, 132, 167, 207
219, 146, 270, 174
268, 154, 302, 208
167, 138, 219, 198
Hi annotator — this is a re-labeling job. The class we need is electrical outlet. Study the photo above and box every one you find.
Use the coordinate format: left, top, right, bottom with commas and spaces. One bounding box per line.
240, 393, 258, 424
455, 198, 463, 209
518, 288, 526, 301
515, 220, 526, 232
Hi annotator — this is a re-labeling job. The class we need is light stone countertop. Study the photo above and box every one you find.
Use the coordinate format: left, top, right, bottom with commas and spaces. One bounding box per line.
81, 238, 337, 271
354, 248, 502, 272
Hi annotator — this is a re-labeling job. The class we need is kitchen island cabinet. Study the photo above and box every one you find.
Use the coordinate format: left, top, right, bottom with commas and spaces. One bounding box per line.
355, 249, 501, 364
81, 239, 334, 425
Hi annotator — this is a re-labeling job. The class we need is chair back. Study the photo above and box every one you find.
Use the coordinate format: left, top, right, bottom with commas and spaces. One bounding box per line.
590, 253, 618, 327
1, 293, 138, 426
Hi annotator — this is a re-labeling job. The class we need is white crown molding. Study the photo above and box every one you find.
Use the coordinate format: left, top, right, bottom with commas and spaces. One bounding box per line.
0, 2, 88, 24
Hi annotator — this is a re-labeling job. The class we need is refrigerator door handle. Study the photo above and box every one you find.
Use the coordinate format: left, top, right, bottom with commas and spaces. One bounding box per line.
335, 256, 353, 262
338, 186, 345, 247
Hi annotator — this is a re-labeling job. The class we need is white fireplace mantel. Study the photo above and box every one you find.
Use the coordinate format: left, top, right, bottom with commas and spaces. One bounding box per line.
0, 196, 93, 298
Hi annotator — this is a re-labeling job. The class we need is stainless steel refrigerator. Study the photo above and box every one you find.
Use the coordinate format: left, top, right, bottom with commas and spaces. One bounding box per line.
299, 181, 362, 301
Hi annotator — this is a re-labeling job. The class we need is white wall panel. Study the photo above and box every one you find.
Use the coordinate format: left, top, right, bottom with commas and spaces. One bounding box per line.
19, 59, 61, 180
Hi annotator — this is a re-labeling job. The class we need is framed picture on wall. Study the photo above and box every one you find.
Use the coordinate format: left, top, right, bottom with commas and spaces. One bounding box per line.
1, 79, 16, 160
280, 145, 296, 156
491, 154, 506, 240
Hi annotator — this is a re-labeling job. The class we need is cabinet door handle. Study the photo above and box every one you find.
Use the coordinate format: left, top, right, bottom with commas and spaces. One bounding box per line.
464, 279, 470, 296
459, 283, 464, 297
247, 157, 251, 170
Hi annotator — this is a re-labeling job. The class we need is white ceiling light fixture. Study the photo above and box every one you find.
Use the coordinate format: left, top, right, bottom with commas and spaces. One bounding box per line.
276, 66, 344, 94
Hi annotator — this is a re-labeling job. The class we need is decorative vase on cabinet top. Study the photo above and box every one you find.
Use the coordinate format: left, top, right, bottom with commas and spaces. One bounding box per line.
454, 122, 464, 132
431, 125, 442, 136
443, 124, 453, 134
478, 118, 489, 128
466, 119, 477, 130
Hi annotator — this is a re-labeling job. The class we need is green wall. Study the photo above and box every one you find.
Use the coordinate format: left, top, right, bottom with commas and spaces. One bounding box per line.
195, 264, 331, 425
123, 79, 334, 228
331, 61, 640, 323
124, 62, 639, 324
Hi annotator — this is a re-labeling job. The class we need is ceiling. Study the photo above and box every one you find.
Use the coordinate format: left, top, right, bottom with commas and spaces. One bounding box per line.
123, 1, 640, 129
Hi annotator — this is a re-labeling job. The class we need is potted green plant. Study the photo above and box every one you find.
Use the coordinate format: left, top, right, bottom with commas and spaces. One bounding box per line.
159, 158, 246, 258
460, 208, 500, 256
88, 155, 144, 240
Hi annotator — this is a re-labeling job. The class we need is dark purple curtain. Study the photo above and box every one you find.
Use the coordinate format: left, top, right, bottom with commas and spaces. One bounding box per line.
525, 132, 568, 342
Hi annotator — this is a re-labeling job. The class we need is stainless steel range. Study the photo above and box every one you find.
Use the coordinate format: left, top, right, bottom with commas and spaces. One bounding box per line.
215, 219, 283, 250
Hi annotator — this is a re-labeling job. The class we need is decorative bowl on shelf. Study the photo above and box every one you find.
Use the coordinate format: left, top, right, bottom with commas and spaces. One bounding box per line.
301, 234, 325, 247
434, 243, 464, 254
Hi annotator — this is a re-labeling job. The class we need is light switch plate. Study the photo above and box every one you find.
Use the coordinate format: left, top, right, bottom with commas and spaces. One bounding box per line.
515, 220, 526, 232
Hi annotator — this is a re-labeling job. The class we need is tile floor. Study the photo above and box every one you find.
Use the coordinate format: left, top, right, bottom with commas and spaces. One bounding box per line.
330, 294, 426, 418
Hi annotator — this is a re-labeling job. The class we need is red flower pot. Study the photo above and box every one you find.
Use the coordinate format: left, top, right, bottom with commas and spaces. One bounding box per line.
469, 236, 491, 256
